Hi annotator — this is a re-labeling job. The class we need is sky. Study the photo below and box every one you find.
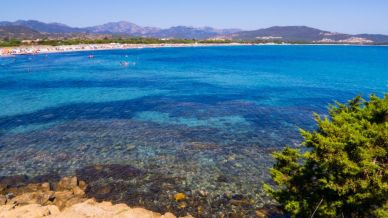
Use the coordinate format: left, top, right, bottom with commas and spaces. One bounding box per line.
1, 0, 388, 34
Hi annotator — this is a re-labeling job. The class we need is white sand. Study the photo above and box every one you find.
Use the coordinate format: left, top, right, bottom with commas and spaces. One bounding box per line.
0, 43, 246, 56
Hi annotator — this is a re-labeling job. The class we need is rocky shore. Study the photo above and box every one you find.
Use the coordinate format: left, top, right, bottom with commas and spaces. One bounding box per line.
0, 176, 189, 218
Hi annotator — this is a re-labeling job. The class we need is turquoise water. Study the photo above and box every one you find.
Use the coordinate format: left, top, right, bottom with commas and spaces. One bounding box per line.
0, 45, 387, 216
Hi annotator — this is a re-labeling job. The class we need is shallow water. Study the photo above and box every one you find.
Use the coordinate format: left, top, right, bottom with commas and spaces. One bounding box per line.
0, 45, 387, 216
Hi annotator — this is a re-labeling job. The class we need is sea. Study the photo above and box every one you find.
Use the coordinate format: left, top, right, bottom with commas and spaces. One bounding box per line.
0, 45, 387, 216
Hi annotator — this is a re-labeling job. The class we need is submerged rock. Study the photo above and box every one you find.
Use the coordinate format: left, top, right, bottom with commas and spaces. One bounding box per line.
174, 193, 187, 201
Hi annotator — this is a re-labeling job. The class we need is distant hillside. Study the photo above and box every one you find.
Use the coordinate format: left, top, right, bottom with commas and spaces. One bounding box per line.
219, 26, 384, 44
0, 20, 83, 33
0, 20, 241, 40
147, 26, 239, 39
0, 20, 387, 43
84, 21, 160, 36
354, 34, 388, 44
85, 22, 240, 39
226, 26, 331, 41
0, 25, 44, 40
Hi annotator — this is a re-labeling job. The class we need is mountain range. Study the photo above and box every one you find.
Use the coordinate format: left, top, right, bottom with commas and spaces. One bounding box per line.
0, 20, 241, 40
1, 20, 388, 44
0, 25, 44, 40
219, 26, 388, 43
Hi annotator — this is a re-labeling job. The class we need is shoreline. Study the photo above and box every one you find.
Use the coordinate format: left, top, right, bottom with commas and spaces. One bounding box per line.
1, 42, 387, 57
0, 43, 246, 57
0, 174, 278, 217
0, 176, 189, 218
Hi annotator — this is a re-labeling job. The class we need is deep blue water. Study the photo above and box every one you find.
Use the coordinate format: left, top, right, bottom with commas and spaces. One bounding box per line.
0, 45, 387, 215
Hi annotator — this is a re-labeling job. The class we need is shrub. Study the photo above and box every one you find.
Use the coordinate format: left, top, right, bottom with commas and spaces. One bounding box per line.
265, 94, 388, 217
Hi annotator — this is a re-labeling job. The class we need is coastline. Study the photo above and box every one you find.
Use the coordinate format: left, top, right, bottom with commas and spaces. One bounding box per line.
0, 43, 246, 57
0, 176, 191, 218
1, 42, 386, 57
0, 175, 277, 217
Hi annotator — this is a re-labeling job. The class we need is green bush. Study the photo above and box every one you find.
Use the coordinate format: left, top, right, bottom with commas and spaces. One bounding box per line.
0, 39, 21, 47
265, 94, 388, 217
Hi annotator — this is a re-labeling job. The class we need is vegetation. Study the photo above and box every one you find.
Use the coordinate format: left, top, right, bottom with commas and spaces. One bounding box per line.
0, 39, 22, 47
36, 37, 196, 46
265, 94, 388, 217
0, 37, 235, 47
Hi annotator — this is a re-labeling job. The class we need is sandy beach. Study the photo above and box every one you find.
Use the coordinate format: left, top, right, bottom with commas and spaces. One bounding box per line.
0, 43, 247, 56
2, 43, 383, 57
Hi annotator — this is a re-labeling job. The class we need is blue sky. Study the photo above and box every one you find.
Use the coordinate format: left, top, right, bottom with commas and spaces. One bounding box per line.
1, 0, 388, 34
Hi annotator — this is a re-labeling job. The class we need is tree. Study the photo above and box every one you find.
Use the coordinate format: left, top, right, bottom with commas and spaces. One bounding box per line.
265, 94, 388, 217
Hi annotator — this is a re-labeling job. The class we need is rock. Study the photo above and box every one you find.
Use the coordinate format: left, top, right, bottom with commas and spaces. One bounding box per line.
190, 142, 218, 150
0, 194, 181, 218
227, 154, 236, 161
178, 202, 187, 209
41, 182, 51, 192
234, 163, 242, 168
56, 199, 177, 218
197, 206, 204, 214
94, 165, 103, 171
54, 198, 67, 211
54, 191, 74, 201
120, 207, 164, 218
162, 212, 178, 218
174, 193, 186, 201
72, 186, 85, 197
37, 191, 55, 205
56, 177, 78, 191
229, 199, 251, 206
229, 195, 251, 207
0, 175, 28, 187
127, 144, 137, 150
0, 195, 6, 205
54, 191, 74, 210
0, 204, 60, 218
64, 196, 85, 208
26, 183, 40, 192
7, 191, 53, 206
8, 192, 39, 205
255, 209, 268, 218
6, 187, 20, 196
217, 175, 228, 183
5, 193, 14, 200
161, 182, 174, 190
78, 144, 89, 152
0, 176, 183, 218
95, 185, 111, 195
0, 183, 6, 193
78, 181, 87, 191
198, 190, 208, 197
232, 194, 244, 200
255, 206, 284, 217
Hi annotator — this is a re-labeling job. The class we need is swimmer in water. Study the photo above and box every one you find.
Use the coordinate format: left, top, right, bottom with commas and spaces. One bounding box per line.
88, 55, 94, 59
120, 61, 129, 67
